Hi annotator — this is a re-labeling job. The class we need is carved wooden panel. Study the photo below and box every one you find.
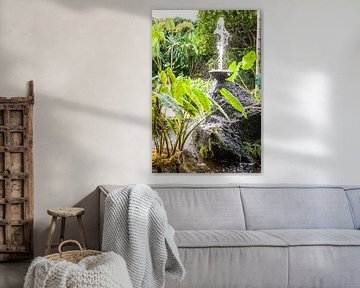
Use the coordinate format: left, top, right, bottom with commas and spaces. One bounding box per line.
0, 82, 34, 261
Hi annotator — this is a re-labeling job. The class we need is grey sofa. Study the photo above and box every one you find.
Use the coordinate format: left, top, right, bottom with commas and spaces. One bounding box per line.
99, 185, 360, 288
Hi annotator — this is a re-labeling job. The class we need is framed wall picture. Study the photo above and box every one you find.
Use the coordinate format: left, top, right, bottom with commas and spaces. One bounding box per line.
152, 10, 261, 173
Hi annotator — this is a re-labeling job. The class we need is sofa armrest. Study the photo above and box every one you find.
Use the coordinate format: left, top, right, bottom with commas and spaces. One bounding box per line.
99, 186, 109, 250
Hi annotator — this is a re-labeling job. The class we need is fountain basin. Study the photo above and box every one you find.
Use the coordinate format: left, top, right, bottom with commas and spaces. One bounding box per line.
209, 70, 232, 82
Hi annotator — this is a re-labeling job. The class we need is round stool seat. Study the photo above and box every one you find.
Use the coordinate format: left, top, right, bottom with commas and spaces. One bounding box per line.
45, 207, 87, 255
47, 207, 85, 218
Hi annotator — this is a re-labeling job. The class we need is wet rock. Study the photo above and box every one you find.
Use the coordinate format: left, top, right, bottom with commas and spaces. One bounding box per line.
194, 80, 261, 163
178, 149, 210, 173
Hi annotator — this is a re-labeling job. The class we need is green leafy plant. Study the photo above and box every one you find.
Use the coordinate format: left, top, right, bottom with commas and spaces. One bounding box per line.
243, 141, 261, 162
152, 68, 247, 163
152, 18, 202, 79
152, 22, 165, 70
241, 51, 258, 70
153, 68, 219, 158
226, 61, 242, 83
219, 88, 247, 118
225, 51, 260, 101
199, 143, 214, 159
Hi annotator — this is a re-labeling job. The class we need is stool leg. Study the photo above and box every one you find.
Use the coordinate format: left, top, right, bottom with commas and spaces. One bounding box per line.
45, 216, 57, 255
77, 215, 87, 249
60, 217, 66, 243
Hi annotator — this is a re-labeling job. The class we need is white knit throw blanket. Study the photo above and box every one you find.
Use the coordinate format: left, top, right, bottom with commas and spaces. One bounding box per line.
24, 252, 133, 288
102, 184, 185, 288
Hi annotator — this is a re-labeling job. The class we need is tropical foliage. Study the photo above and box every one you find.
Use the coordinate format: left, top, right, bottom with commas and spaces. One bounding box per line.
226, 50, 260, 99
152, 18, 201, 78
152, 68, 212, 158
243, 140, 261, 164
152, 68, 246, 158
152, 10, 261, 172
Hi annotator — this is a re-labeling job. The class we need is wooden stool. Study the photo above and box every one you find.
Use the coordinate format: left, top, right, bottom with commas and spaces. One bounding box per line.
45, 207, 87, 255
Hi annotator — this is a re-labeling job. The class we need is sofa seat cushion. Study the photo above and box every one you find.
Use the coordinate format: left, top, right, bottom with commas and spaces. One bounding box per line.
175, 230, 288, 248
262, 229, 360, 246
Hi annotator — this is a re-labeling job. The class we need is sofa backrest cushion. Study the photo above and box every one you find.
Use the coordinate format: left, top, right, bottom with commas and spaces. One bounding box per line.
240, 186, 355, 230
152, 185, 246, 230
345, 188, 360, 229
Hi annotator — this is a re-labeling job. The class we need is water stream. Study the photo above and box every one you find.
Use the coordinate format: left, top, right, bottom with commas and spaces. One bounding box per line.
214, 17, 229, 70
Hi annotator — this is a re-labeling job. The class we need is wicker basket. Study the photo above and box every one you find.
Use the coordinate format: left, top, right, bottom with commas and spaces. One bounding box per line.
45, 240, 102, 263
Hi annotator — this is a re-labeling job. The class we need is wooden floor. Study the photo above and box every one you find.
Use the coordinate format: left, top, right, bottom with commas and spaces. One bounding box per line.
0, 261, 30, 288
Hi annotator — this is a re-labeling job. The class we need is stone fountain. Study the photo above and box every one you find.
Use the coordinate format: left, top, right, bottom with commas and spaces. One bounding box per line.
209, 17, 232, 81
192, 17, 261, 172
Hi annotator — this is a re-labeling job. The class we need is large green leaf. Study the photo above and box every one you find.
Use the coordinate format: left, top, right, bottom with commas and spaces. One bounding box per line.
192, 88, 212, 113
181, 97, 199, 118
160, 71, 167, 85
171, 77, 184, 105
159, 77, 170, 95
181, 81, 203, 113
152, 40, 160, 59
166, 68, 176, 84
228, 61, 238, 71
220, 88, 247, 118
182, 79, 192, 96
157, 93, 183, 117
152, 25, 164, 59
181, 79, 204, 116
241, 51, 258, 70
226, 61, 242, 82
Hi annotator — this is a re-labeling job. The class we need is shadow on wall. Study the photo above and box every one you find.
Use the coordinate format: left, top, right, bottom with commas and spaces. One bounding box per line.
33, 95, 102, 256
0, 0, 150, 253
38, 96, 149, 128
33, 94, 148, 256
52, 0, 210, 15
54, 0, 146, 13
0, 71, 140, 255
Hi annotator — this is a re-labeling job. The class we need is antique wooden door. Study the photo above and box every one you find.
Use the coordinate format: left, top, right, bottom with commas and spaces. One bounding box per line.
0, 82, 34, 261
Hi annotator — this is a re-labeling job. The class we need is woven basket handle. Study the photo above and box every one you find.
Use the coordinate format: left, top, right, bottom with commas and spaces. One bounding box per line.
58, 240, 83, 255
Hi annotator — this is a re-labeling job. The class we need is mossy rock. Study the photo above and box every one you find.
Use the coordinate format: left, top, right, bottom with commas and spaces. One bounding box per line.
193, 81, 261, 163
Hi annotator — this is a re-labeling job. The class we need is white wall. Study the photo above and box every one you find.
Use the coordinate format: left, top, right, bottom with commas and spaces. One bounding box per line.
0, 0, 359, 255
